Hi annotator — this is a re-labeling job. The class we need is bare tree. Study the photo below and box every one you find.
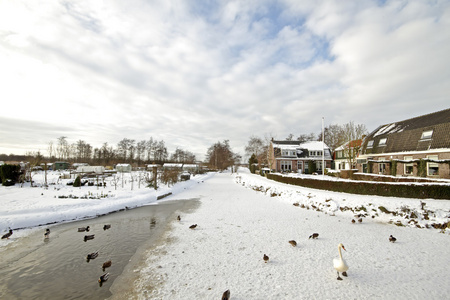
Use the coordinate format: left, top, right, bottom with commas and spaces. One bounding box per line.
47, 141, 54, 161
57, 136, 68, 161
245, 136, 266, 168
206, 140, 237, 170
136, 140, 147, 166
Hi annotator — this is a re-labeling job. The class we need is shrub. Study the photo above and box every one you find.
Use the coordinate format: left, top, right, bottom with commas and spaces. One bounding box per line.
266, 173, 450, 200
73, 176, 81, 187
0, 164, 22, 186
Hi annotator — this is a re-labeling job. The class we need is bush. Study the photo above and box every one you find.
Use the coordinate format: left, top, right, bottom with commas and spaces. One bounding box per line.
160, 169, 180, 187
73, 176, 81, 187
266, 173, 450, 200
0, 164, 22, 186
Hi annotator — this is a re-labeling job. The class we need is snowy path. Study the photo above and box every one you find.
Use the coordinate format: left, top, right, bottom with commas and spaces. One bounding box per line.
131, 172, 450, 300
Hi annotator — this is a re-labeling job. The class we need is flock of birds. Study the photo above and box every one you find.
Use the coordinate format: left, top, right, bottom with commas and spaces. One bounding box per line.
183, 214, 399, 299
2, 212, 400, 298
1, 224, 117, 286
77, 224, 113, 286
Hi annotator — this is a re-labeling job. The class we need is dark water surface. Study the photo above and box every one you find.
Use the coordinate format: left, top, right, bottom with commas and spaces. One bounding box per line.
0, 199, 199, 300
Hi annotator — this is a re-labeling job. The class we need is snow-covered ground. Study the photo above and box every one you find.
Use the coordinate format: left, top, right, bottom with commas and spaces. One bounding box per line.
128, 169, 450, 299
1, 168, 450, 299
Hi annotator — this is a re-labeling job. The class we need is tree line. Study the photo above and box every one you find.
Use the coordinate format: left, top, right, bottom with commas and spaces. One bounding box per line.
1, 137, 241, 171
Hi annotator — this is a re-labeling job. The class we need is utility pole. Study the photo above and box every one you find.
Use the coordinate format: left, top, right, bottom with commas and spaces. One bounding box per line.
322, 117, 325, 177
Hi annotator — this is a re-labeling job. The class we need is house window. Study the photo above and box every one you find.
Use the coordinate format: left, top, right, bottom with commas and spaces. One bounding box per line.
404, 156, 413, 175
427, 155, 439, 176
421, 130, 433, 140
280, 161, 292, 171
297, 161, 303, 173
367, 140, 374, 148
379, 138, 387, 146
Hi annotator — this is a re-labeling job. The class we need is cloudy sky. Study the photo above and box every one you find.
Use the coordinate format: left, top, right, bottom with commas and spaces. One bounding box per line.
0, 0, 449, 161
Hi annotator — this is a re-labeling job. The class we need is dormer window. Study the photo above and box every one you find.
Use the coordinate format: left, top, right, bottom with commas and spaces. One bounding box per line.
379, 138, 387, 146
420, 130, 433, 140
367, 140, 374, 148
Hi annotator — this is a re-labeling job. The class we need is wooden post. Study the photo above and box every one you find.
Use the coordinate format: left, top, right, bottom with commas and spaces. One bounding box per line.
152, 166, 157, 190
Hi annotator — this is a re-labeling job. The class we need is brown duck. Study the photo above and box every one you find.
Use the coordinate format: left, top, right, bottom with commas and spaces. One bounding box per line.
102, 260, 112, 271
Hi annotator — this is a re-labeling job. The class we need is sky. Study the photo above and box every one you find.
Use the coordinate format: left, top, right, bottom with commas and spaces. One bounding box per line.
0, 0, 449, 161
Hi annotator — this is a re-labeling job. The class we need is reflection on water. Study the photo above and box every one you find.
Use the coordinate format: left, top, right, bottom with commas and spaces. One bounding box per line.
0, 199, 199, 300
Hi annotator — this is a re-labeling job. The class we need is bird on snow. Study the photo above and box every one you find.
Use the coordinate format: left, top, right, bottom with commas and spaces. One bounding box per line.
103, 224, 111, 230
351, 219, 356, 223
177, 215, 181, 221
289, 240, 297, 247
44, 228, 50, 239
102, 260, 112, 271
358, 218, 363, 223
309, 233, 319, 239
263, 254, 269, 263
1, 229, 13, 239
333, 243, 349, 280
389, 235, 397, 243
189, 224, 197, 229
78, 226, 90, 232
222, 289, 230, 300
84, 234, 95, 242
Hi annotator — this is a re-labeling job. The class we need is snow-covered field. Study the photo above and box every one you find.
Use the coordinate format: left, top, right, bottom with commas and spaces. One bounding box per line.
1, 168, 450, 299
128, 169, 450, 299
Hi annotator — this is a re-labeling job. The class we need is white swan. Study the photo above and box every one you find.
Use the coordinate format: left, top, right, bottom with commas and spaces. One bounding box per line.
333, 243, 349, 280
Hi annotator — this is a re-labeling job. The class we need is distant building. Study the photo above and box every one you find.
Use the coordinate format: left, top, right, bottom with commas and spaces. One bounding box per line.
53, 161, 70, 170
268, 140, 332, 173
334, 139, 363, 170
115, 163, 132, 172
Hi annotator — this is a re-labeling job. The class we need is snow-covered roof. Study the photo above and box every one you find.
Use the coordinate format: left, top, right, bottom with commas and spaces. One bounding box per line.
272, 140, 330, 151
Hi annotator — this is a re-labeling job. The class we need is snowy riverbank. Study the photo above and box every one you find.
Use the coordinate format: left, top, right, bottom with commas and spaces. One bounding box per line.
0, 170, 213, 245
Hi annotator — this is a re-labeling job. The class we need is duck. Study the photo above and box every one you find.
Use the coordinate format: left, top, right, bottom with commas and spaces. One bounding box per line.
263, 254, 269, 263
86, 251, 99, 261
189, 224, 197, 229
78, 226, 90, 232
177, 215, 181, 221
333, 243, 349, 280
222, 289, 230, 300
1, 229, 13, 239
102, 260, 112, 271
289, 240, 297, 247
98, 272, 110, 284
309, 233, 319, 239
44, 228, 50, 238
103, 224, 111, 230
389, 235, 397, 243
84, 234, 95, 242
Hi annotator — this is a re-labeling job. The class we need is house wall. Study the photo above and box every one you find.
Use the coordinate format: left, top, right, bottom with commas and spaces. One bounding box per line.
362, 152, 450, 179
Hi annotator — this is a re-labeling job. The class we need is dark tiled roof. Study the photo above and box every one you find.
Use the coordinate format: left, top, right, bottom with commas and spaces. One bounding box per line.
362, 108, 450, 154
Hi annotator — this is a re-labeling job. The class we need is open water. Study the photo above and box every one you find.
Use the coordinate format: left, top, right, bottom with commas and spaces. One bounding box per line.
0, 199, 199, 300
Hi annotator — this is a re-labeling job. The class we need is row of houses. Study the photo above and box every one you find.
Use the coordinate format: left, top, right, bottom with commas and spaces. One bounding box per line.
268, 108, 450, 179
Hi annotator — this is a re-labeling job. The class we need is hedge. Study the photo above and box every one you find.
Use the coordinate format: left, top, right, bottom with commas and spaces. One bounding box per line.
266, 173, 450, 200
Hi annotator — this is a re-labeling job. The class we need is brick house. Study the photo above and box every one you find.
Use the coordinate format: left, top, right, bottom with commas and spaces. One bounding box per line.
268, 140, 332, 173
334, 139, 363, 170
356, 108, 450, 179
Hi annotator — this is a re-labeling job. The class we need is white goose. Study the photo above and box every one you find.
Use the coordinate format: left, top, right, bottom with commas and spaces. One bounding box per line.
333, 243, 349, 280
